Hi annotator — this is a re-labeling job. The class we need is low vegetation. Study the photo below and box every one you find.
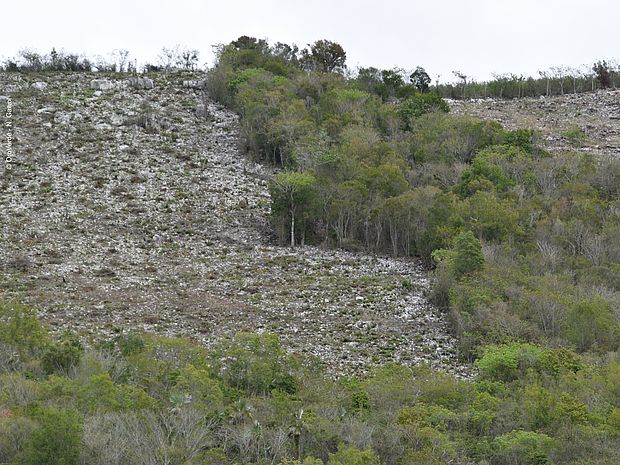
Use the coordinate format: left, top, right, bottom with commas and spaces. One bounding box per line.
1, 301, 620, 464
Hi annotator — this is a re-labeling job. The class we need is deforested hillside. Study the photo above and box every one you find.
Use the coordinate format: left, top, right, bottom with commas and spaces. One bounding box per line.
1, 37, 620, 465
0, 72, 466, 377
450, 89, 620, 159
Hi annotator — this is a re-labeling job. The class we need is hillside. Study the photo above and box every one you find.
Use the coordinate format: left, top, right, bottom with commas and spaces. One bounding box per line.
0, 72, 466, 377
450, 89, 620, 159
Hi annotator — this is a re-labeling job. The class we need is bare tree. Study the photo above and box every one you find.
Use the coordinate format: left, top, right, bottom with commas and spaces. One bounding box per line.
111, 49, 130, 72
452, 70, 467, 98
538, 70, 551, 96
550, 66, 567, 95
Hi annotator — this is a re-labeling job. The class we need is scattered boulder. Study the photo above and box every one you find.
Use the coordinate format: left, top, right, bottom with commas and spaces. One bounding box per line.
90, 79, 115, 91
195, 104, 210, 118
30, 82, 48, 91
183, 79, 206, 89
54, 112, 72, 125
126, 77, 154, 90
3, 84, 21, 93
37, 107, 56, 121
110, 114, 124, 126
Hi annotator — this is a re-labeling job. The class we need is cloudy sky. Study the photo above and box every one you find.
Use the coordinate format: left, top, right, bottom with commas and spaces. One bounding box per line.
3, 0, 618, 81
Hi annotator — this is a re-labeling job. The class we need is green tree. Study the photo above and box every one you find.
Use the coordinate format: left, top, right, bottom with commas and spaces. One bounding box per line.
41, 332, 83, 375
565, 299, 619, 352
328, 444, 380, 465
453, 230, 484, 276
410, 66, 431, 92
270, 172, 318, 247
494, 430, 555, 465
398, 93, 449, 129
19, 407, 82, 465
302, 40, 347, 73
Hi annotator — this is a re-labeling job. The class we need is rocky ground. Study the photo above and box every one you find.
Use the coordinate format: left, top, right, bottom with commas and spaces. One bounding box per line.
449, 89, 620, 159
0, 72, 469, 378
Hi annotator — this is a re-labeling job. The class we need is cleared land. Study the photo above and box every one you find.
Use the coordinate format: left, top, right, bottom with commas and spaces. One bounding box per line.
0, 73, 466, 377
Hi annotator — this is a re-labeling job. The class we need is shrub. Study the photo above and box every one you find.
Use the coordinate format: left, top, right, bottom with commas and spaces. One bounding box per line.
493, 430, 555, 465
564, 299, 619, 352
0, 302, 48, 357
210, 333, 298, 395
398, 93, 449, 128
453, 230, 485, 276
18, 407, 82, 465
41, 333, 83, 375
563, 126, 588, 147
476, 343, 546, 382
328, 444, 380, 465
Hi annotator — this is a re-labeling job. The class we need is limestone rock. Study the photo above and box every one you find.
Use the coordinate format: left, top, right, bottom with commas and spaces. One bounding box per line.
4, 84, 21, 93
30, 82, 48, 91
90, 79, 114, 91
126, 77, 154, 90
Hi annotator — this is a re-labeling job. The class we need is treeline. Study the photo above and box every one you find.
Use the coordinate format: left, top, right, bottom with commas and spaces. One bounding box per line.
1, 46, 201, 73
1, 302, 620, 465
205, 37, 620, 363
437, 61, 620, 99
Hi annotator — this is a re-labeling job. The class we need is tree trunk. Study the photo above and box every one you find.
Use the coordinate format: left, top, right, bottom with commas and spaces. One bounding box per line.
290, 210, 295, 248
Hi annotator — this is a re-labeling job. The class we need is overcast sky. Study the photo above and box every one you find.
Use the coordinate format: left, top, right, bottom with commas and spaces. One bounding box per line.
2, 0, 618, 81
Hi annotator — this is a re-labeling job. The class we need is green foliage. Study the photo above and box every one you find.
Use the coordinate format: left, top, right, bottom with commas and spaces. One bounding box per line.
410, 66, 432, 93
493, 430, 555, 465
476, 343, 546, 382
457, 156, 514, 197
210, 332, 298, 395
41, 332, 83, 375
501, 128, 537, 153
461, 191, 520, 241
302, 40, 347, 73
328, 444, 380, 465
564, 298, 619, 352
453, 230, 485, 276
270, 171, 318, 246
18, 407, 82, 465
116, 331, 146, 357
0, 307, 619, 465
0, 301, 49, 357
563, 126, 588, 147
398, 92, 449, 128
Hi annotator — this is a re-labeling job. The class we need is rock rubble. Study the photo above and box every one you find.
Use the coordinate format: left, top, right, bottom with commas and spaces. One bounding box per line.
0, 72, 471, 378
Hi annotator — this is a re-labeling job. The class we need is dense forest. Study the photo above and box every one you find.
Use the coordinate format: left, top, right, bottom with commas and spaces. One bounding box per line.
1, 38, 619, 464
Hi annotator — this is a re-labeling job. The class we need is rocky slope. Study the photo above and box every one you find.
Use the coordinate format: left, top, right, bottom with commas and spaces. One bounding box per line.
0, 72, 469, 377
449, 89, 620, 159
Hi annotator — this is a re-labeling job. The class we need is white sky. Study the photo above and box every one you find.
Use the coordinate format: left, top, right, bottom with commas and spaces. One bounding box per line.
2, 0, 618, 81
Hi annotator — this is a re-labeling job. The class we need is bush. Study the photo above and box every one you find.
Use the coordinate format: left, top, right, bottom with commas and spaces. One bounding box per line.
328, 444, 380, 465
398, 93, 449, 128
0, 302, 49, 357
210, 333, 298, 395
563, 126, 588, 147
493, 430, 555, 465
453, 230, 485, 276
476, 343, 546, 382
41, 333, 83, 375
18, 407, 82, 465
564, 299, 619, 352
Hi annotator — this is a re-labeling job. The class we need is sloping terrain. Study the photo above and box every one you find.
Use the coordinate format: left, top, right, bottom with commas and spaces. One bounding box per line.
0, 72, 468, 377
450, 89, 620, 159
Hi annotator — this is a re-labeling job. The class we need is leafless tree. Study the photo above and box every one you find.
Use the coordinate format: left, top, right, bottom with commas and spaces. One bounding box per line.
452, 70, 467, 98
